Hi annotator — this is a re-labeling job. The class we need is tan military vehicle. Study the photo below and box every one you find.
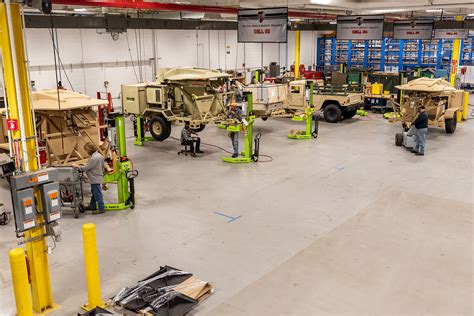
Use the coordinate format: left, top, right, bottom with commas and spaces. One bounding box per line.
313, 84, 365, 123
393, 77, 463, 134
121, 67, 234, 141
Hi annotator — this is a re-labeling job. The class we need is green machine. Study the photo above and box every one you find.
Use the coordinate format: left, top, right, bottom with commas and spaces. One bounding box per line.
222, 92, 260, 163
288, 81, 319, 140
133, 115, 155, 146
103, 113, 138, 210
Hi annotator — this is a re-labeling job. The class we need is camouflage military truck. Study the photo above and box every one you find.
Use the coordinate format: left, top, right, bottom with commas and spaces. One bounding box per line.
121, 67, 234, 141
393, 77, 464, 134
313, 84, 365, 123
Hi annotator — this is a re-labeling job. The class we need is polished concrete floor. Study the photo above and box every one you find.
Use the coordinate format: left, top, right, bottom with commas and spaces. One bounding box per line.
0, 102, 472, 315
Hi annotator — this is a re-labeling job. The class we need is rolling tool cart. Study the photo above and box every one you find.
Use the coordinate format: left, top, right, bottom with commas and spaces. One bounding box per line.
57, 166, 85, 218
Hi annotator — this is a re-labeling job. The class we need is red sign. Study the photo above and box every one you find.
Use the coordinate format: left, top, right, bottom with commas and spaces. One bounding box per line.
6, 119, 18, 131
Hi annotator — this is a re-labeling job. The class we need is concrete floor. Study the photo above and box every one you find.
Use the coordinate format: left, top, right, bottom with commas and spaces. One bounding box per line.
0, 101, 472, 316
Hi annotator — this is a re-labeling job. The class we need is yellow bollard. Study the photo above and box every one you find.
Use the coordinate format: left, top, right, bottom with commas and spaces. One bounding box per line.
9, 248, 33, 316
82, 223, 105, 310
462, 91, 469, 121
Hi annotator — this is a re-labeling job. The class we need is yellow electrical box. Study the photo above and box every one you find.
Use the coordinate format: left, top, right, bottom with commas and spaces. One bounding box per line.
371, 83, 383, 95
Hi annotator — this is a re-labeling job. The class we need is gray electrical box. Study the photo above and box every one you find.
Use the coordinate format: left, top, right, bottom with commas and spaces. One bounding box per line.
12, 187, 37, 232
10, 168, 58, 191
39, 181, 61, 223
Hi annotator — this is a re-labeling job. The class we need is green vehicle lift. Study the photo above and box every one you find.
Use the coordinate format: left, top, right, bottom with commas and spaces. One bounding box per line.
222, 92, 260, 163
103, 113, 138, 211
288, 81, 319, 140
133, 115, 154, 146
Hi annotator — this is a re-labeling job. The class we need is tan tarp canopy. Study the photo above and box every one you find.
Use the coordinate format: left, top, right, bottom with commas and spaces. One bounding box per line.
395, 77, 456, 93
32, 89, 108, 111
156, 67, 231, 82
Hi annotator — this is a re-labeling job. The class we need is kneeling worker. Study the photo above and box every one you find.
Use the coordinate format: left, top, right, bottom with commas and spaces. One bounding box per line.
228, 102, 243, 158
75, 142, 105, 214
181, 123, 204, 157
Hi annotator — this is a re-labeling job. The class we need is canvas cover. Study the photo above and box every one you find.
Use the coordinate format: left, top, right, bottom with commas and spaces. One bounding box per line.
156, 67, 231, 82
395, 77, 456, 93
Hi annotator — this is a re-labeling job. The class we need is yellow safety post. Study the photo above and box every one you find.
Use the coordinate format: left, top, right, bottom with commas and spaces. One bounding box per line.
450, 16, 462, 87
82, 223, 105, 310
9, 248, 33, 316
1, 3, 57, 314
462, 91, 469, 121
294, 30, 301, 79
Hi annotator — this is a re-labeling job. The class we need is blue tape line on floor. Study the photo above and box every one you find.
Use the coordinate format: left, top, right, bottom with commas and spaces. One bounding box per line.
214, 212, 242, 223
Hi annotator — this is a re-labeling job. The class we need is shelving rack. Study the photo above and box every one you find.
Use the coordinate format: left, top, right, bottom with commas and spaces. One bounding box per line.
317, 36, 474, 71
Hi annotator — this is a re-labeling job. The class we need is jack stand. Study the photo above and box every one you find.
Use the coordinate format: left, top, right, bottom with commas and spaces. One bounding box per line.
288, 80, 318, 140
288, 107, 318, 140
103, 113, 138, 211
133, 115, 154, 146
223, 92, 260, 163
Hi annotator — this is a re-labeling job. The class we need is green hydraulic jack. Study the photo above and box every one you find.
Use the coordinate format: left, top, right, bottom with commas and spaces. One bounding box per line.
288, 81, 319, 140
103, 113, 138, 210
222, 92, 260, 163
133, 115, 154, 146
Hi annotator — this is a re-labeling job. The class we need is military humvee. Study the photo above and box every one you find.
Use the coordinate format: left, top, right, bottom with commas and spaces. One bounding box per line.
121, 67, 234, 141
393, 77, 463, 134
313, 84, 365, 123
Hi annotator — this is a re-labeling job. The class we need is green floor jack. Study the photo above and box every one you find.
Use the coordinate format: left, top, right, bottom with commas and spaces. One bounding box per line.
133, 115, 154, 146
103, 113, 138, 210
222, 92, 261, 163
288, 81, 319, 140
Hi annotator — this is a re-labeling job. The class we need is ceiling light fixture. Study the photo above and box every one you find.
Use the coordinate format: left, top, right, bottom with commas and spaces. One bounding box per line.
73, 8, 88, 12
310, 0, 333, 5
425, 9, 442, 13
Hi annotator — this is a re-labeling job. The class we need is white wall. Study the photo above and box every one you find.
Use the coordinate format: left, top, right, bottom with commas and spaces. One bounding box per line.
24, 28, 318, 100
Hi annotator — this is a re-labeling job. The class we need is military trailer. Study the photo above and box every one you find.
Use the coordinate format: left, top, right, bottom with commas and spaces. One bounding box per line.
121, 67, 234, 141
392, 77, 464, 135
243, 83, 288, 119
313, 84, 365, 123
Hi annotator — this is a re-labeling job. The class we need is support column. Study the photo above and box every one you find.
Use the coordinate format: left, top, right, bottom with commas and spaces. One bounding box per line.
450, 16, 462, 87
295, 30, 301, 79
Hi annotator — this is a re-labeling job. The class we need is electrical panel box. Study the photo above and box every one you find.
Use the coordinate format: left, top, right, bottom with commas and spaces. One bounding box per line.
121, 84, 147, 115
39, 181, 61, 223
146, 86, 164, 105
10, 168, 58, 191
12, 187, 37, 232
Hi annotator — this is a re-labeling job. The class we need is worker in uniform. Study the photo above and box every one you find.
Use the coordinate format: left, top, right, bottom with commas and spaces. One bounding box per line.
75, 142, 105, 214
228, 103, 243, 158
181, 123, 203, 157
412, 106, 428, 156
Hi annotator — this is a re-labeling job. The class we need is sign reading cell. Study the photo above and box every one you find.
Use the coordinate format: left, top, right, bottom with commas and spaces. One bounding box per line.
434, 29, 468, 39
336, 15, 384, 40
6, 119, 18, 131
238, 7, 288, 43
393, 21, 433, 40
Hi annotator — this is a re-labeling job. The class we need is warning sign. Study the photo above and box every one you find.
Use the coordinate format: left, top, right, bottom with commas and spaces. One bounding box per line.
6, 119, 18, 131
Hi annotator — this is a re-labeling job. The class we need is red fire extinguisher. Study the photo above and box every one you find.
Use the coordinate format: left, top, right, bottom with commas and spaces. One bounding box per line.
37, 140, 47, 167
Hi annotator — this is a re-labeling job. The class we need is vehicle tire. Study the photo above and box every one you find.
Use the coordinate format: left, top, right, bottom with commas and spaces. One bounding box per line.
395, 133, 404, 146
192, 124, 206, 133
261, 116, 268, 121
324, 103, 342, 123
445, 113, 457, 134
342, 109, 357, 119
149, 116, 171, 141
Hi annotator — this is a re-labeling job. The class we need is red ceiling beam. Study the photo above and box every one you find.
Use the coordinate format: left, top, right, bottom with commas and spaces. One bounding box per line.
52, 0, 337, 19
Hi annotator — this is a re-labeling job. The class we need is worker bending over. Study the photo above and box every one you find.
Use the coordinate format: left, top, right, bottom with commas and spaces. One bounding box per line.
181, 123, 204, 157
412, 106, 428, 156
75, 142, 105, 214
228, 103, 243, 158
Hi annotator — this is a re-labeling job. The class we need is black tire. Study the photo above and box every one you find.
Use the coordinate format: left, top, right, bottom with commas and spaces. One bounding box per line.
395, 133, 404, 146
192, 124, 206, 133
149, 116, 171, 141
445, 113, 457, 134
342, 109, 357, 119
261, 116, 268, 121
324, 103, 342, 123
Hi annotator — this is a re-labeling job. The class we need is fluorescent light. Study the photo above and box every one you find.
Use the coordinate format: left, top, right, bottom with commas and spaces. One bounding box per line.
74, 8, 88, 12
425, 9, 442, 13
468, 13, 474, 16
329, 21, 337, 24
310, 0, 333, 5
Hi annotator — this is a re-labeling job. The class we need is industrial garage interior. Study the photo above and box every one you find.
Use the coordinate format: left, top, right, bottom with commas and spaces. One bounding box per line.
0, 1, 472, 315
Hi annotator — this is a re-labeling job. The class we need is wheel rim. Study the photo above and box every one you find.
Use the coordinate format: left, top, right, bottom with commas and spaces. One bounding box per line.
152, 122, 162, 135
